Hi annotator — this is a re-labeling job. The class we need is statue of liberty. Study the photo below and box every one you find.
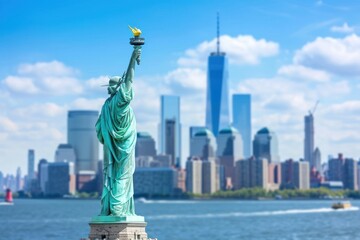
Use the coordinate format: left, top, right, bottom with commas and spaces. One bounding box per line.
95, 38, 142, 217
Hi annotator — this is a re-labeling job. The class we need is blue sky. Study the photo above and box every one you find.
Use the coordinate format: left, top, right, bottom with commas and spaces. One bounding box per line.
1, 0, 360, 175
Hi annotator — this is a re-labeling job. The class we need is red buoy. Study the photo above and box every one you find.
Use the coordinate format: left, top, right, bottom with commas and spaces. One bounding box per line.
5, 188, 13, 203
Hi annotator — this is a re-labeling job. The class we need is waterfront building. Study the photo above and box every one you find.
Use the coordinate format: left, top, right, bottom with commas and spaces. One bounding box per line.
202, 160, 218, 194
310, 166, 323, 188
76, 170, 97, 192
134, 167, 178, 197
205, 17, 230, 137
160, 95, 181, 168
253, 127, 280, 163
68, 110, 99, 173
281, 159, 310, 190
232, 94, 251, 158
304, 113, 315, 168
27, 149, 35, 180
313, 147, 322, 174
55, 144, 76, 163
185, 158, 203, 194
234, 157, 268, 190
190, 128, 217, 160
217, 127, 243, 189
16, 167, 22, 191
45, 162, 76, 196
135, 132, 156, 158
37, 159, 48, 193
268, 162, 281, 190
328, 154, 344, 182
343, 158, 358, 190
0, 171, 3, 190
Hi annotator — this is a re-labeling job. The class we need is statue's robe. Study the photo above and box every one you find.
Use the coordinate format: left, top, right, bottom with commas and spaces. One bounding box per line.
95, 82, 136, 216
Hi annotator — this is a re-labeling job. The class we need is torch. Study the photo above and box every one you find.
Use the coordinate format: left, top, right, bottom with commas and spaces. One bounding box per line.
129, 26, 145, 65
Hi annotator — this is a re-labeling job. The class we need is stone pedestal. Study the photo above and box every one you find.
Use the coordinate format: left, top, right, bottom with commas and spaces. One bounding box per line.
89, 216, 148, 240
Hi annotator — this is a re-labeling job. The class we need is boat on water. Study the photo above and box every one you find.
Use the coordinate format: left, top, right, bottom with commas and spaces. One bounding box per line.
332, 201, 351, 210
0, 188, 14, 206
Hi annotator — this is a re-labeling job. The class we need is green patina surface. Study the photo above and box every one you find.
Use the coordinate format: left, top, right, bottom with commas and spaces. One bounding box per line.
94, 44, 143, 221
91, 215, 145, 223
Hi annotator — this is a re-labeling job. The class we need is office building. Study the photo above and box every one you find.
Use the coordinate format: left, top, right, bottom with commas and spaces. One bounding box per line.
232, 94, 252, 158
186, 158, 203, 194
134, 168, 178, 196
234, 157, 268, 190
205, 17, 230, 137
304, 113, 315, 168
68, 110, 99, 173
343, 158, 358, 190
190, 128, 216, 160
328, 154, 344, 182
45, 162, 76, 196
217, 127, 243, 188
160, 95, 181, 168
55, 144, 76, 163
313, 147, 321, 174
281, 159, 310, 190
253, 127, 280, 163
37, 159, 48, 193
268, 162, 281, 190
16, 167, 22, 191
27, 149, 35, 180
202, 160, 218, 194
135, 132, 156, 158
189, 126, 206, 151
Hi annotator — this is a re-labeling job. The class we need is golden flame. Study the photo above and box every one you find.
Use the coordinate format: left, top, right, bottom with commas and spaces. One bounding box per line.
128, 25, 142, 37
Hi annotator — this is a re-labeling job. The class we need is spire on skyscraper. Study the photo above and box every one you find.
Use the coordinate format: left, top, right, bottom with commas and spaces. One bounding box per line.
217, 12, 220, 54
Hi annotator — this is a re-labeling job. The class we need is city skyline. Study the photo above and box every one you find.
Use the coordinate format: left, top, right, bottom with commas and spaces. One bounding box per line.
1, 1, 360, 174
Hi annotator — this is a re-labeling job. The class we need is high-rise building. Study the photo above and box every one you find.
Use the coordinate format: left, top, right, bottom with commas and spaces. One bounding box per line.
16, 167, 22, 191
134, 168, 178, 197
45, 162, 76, 196
328, 154, 344, 182
202, 160, 218, 194
27, 149, 35, 180
37, 159, 48, 193
268, 162, 281, 190
234, 157, 268, 190
55, 144, 76, 163
217, 127, 243, 188
357, 161, 360, 192
253, 127, 280, 163
160, 95, 181, 168
205, 16, 230, 137
232, 94, 251, 158
0, 171, 3, 190
186, 158, 203, 194
135, 132, 156, 158
281, 159, 310, 190
343, 158, 358, 190
313, 147, 322, 174
190, 129, 216, 160
67, 110, 99, 173
304, 113, 315, 168
189, 126, 206, 151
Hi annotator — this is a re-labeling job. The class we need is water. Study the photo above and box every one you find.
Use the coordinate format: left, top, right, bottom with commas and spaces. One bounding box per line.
1, 199, 359, 240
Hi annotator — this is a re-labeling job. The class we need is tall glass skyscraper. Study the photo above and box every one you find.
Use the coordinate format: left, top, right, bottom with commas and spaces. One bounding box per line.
67, 110, 99, 173
232, 94, 252, 158
304, 113, 314, 167
160, 95, 181, 168
253, 127, 280, 163
205, 52, 230, 136
27, 149, 35, 180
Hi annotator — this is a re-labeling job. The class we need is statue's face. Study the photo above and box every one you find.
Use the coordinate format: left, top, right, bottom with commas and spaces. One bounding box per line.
108, 86, 116, 95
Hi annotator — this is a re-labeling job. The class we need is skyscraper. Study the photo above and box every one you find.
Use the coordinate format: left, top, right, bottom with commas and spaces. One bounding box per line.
281, 159, 310, 190
67, 110, 99, 173
232, 94, 252, 158
234, 157, 268, 190
37, 159, 48, 193
253, 127, 280, 163
135, 132, 156, 158
16, 167, 22, 191
304, 113, 315, 167
55, 144, 76, 163
165, 119, 176, 166
27, 149, 35, 180
205, 15, 230, 136
313, 147, 321, 173
160, 95, 181, 168
190, 129, 216, 160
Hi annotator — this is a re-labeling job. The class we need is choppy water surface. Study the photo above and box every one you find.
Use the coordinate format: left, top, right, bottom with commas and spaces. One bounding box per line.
1, 199, 359, 240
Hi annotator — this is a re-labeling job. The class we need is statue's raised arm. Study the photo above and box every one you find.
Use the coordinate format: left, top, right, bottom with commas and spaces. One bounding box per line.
124, 46, 141, 91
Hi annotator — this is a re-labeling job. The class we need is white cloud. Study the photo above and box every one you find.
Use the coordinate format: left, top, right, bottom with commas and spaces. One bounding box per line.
3, 76, 39, 94
13, 103, 65, 118
85, 75, 109, 90
71, 97, 105, 111
0, 117, 19, 132
294, 34, 360, 76
331, 22, 355, 34
165, 68, 206, 90
2, 61, 83, 95
327, 100, 360, 114
178, 35, 279, 67
277, 65, 330, 82
18, 61, 76, 76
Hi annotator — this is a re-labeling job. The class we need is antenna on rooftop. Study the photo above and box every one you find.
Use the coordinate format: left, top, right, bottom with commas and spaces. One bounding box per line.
217, 12, 220, 54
